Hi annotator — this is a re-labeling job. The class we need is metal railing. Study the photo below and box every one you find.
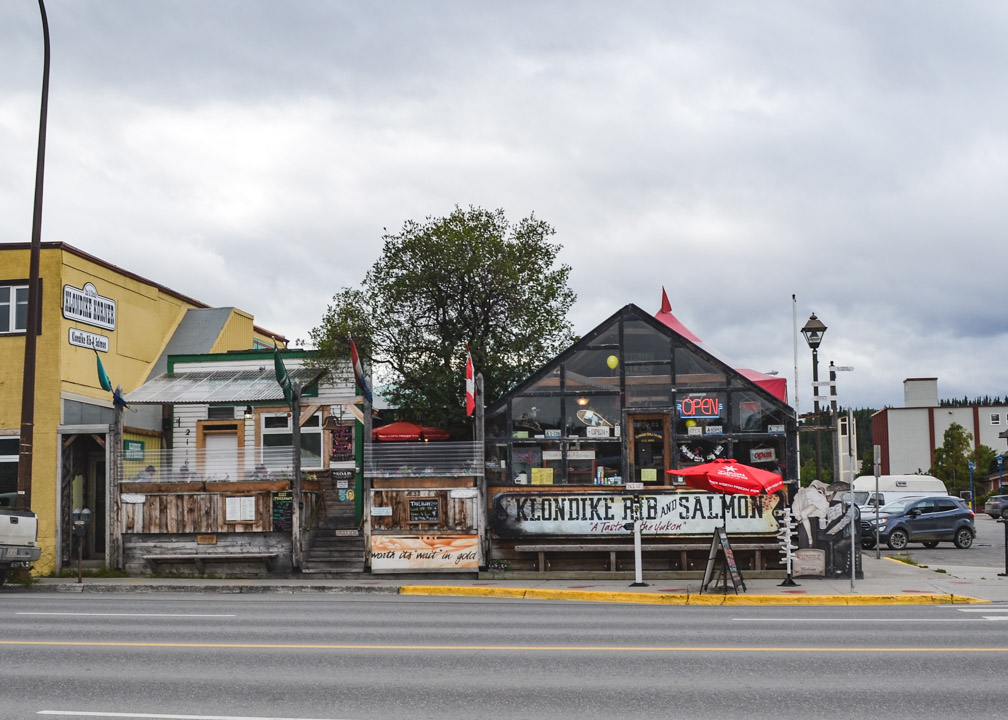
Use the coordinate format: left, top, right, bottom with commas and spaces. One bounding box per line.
121, 446, 300, 484
364, 441, 483, 478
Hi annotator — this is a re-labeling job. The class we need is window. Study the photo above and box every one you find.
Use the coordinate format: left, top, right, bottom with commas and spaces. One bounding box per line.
261, 411, 322, 470
0, 284, 29, 334
992, 413, 1001, 426
0, 436, 18, 507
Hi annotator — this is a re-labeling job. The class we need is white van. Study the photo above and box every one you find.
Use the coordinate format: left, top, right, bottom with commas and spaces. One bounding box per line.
848, 474, 948, 509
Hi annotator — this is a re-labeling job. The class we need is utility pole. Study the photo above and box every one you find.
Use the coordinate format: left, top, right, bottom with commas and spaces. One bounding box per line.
16, 0, 51, 511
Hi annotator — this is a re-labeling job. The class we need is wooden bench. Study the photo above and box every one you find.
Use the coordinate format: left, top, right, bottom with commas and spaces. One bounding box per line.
143, 552, 278, 575
513, 543, 778, 573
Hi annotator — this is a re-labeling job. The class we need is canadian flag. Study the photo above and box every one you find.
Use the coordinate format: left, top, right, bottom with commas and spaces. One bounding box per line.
465, 344, 475, 417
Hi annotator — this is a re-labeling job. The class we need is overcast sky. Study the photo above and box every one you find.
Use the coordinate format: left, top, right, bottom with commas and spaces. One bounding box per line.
3, 1, 1007, 413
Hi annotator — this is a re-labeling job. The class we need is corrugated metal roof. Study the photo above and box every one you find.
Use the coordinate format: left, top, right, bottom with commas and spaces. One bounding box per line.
125, 367, 326, 405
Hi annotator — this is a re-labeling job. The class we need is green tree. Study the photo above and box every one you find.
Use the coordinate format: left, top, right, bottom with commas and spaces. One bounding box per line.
931, 423, 974, 495
310, 206, 577, 435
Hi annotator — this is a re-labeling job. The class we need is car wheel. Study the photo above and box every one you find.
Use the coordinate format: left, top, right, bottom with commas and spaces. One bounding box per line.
862, 537, 877, 550
923, 541, 939, 548
1002, 509, 1008, 520
954, 528, 974, 549
887, 529, 909, 550
0, 569, 7, 587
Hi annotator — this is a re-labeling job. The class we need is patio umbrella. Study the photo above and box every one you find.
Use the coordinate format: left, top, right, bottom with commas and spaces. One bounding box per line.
667, 458, 783, 529
371, 420, 451, 442
667, 458, 783, 496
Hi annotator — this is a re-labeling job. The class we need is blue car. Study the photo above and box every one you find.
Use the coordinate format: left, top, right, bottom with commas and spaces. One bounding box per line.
860, 495, 975, 550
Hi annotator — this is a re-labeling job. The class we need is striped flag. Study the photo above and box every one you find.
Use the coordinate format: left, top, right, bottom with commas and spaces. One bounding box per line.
349, 335, 373, 404
465, 344, 475, 417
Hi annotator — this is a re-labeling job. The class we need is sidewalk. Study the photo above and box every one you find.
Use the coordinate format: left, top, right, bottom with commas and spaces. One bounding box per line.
15, 555, 1008, 605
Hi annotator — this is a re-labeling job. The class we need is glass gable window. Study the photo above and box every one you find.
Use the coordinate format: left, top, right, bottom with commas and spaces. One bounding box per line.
564, 351, 620, 392
625, 363, 672, 407
623, 318, 671, 363
674, 347, 726, 389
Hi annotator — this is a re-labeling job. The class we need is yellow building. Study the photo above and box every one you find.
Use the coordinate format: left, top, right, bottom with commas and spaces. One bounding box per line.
0, 242, 286, 575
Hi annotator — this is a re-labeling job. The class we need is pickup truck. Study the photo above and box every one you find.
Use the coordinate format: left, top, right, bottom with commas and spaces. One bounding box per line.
0, 507, 42, 586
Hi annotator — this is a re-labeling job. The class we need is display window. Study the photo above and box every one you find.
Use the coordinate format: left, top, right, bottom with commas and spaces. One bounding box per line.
566, 394, 620, 438
733, 391, 789, 434
511, 396, 561, 438
674, 391, 727, 436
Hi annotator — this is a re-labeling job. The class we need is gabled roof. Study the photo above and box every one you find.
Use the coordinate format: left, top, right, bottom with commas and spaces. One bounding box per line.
655, 288, 787, 403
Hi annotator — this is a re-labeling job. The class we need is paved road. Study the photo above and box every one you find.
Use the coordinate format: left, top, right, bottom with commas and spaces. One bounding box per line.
5, 591, 1008, 719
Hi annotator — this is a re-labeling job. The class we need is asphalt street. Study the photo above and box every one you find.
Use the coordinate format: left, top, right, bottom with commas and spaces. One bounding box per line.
5, 592, 1008, 720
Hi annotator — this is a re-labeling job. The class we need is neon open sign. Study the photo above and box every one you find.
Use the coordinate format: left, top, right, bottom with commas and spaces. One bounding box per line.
677, 396, 722, 419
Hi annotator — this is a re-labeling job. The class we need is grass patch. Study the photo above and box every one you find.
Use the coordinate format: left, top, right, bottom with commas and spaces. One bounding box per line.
892, 554, 928, 568
933, 568, 948, 574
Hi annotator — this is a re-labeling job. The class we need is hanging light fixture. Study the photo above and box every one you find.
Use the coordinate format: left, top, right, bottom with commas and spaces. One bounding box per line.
243, 405, 254, 421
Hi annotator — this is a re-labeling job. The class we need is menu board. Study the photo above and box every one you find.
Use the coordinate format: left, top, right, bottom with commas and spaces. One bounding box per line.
330, 424, 354, 462
408, 497, 440, 523
701, 526, 746, 594
272, 490, 293, 532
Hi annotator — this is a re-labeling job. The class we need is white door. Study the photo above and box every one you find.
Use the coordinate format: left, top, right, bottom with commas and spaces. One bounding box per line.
204, 433, 239, 482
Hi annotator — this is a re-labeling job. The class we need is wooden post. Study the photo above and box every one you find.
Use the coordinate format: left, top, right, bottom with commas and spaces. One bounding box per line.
110, 390, 124, 570
475, 373, 488, 567
291, 381, 303, 569
362, 392, 372, 567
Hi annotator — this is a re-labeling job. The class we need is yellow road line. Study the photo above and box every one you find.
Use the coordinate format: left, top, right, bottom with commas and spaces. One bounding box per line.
398, 585, 987, 605
2, 639, 1007, 652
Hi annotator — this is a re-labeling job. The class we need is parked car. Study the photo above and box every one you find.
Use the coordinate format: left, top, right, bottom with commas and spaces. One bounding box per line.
861, 495, 975, 551
984, 495, 1008, 519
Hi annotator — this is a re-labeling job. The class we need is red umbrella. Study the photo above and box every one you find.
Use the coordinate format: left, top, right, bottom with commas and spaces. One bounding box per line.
667, 458, 783, 496
371, 420, 451, 442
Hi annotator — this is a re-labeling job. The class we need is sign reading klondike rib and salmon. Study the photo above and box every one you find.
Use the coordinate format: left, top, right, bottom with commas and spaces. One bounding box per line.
491, 491, 780, 538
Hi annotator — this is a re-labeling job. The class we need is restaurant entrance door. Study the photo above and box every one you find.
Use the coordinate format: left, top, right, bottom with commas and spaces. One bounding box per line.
628, 414, 670, 486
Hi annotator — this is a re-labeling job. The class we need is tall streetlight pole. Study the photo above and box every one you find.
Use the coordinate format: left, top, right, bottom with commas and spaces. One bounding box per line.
801, 313, 827, 482
17, 0, 51, 511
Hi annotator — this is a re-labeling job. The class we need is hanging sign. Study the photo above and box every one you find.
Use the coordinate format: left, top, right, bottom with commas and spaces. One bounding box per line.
69, 328, 109, 352
63, 283, 117, 330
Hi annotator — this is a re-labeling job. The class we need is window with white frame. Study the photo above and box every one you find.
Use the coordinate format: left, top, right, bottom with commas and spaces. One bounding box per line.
0, 436, 19, 507
992, 413, 1001, 426
0, 284, 29, 334
261, 411, 323, 471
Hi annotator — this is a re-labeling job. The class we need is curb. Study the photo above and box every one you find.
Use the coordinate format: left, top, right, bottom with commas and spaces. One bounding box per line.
398, 585, 988, 606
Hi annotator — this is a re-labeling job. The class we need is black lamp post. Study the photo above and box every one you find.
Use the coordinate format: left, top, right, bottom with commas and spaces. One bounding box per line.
801, 313, 827, 481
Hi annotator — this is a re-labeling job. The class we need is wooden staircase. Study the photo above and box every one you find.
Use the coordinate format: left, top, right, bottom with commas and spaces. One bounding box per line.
301, 479, 366, 576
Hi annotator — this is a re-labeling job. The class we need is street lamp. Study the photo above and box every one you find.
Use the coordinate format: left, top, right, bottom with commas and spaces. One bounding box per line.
998, 455, 1004, 496
801, 313, 827, 481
